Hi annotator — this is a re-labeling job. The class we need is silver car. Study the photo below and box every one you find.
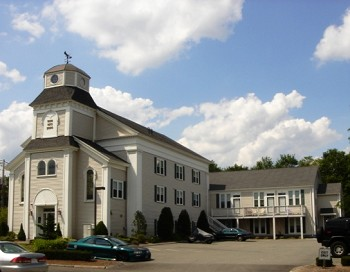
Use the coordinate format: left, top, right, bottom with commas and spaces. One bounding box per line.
0, 242, 48, 272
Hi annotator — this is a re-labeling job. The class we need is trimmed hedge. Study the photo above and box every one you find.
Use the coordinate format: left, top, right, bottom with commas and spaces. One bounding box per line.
32, 238, 69, 252
40, 249, 93, 261
341, 256, 350, 266
316, 257, 333, 267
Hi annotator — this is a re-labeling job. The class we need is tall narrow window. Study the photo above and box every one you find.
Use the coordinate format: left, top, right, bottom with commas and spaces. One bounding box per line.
192, 170, 200, 184
112, 180, 124, 199
175, 190, 184, 205
155, 185, 166, 203
175, 164, 184, 180
192, 193, 200, 207
47, 160, 56, 175
86, 170, 94, 201
38, 161, 46, 176
155, 157, 166, 176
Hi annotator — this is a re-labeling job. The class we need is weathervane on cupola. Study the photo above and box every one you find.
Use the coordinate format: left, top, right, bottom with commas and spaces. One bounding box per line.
64, 51, 72, 64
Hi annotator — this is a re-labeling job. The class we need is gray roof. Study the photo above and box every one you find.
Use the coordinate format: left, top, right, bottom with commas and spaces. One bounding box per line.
317, 183, 342, 195
30, 86, 98, 108
209, 166, 320, 191
44, 63, 90, 78
24, 136, 79, 151
23, 136, 127, 164
98, 107, 209, 161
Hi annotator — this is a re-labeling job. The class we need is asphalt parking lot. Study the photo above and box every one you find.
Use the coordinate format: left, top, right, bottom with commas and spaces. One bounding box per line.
49, 238, 323, 272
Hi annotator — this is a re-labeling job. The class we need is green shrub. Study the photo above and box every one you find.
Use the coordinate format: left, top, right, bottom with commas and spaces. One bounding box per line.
32, 238, 69, 252
95, 221, 108, 235
41, 249, 92, 261
0, 221, 9, 236
132, 211, 147, 236
18, 223, 26, 241
176, 209, 191, 240
197, 210, 211, 233
157, 207, 174, 241
316, 257, 333, 267
341, 256, 350, 266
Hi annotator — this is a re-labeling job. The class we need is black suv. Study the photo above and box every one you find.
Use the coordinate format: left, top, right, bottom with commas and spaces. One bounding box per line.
317, 217, 350, 257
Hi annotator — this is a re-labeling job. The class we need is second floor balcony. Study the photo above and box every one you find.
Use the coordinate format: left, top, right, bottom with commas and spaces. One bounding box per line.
211, 205, 305, 218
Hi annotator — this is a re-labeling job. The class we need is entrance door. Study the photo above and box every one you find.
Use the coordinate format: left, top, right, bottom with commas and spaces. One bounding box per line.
278, 196, 287, 214
267, 196, 274, 214
36, 207, 55, 237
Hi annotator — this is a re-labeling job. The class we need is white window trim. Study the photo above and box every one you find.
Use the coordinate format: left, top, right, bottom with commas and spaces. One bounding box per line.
175, 190, 184, 205
156, 185, 166, 203
175, 164, 184, 180
112, 180, 124, 199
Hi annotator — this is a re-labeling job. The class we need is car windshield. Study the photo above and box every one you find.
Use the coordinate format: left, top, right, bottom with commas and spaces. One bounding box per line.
108, 237, 128, 246
235, 228, 247, 233
0, 243, 27, 254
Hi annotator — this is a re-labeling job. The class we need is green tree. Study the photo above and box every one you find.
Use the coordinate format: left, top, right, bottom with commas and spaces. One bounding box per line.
275, 154, 298, 168
176, 209, 191, 239
17, 223, 26, 241
56, 223, 62, 237
319, 149, 350, 216
209, 161, 222, 172
298, 156, 319, 167
37, 213, 57, 239
196, 210, 210, 233
132, 210, 147, 235
224, 164, 248, 172
157, 207, 174, 241
95, 221, 108, 235
251, 156, 274, 170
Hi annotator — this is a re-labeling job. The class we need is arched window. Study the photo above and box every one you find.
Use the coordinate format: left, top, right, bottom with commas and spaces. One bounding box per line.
38, 161, 46, 176
47, 160, 56, 175
86, 170, 94, 201
21, 175, 24, 202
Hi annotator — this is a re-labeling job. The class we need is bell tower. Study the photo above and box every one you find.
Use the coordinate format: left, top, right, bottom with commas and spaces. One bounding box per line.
43, 52, 91, 92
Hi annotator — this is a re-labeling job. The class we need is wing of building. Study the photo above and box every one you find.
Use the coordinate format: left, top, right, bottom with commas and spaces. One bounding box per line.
209, 167, 342, 238
5, 63, 210, 239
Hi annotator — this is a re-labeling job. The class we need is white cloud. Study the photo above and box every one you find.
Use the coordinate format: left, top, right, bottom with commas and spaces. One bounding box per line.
90, 86, 194, 128
0, 61, 26, 83
178, 91, 341, 167
11, 12, 45, 41
45, 0, 244, 75
314, 9, 350, 63
0, 102, 32, 160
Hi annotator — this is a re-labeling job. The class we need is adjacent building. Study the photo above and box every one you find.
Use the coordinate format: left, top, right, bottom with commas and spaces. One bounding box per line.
209, 167, 342, 238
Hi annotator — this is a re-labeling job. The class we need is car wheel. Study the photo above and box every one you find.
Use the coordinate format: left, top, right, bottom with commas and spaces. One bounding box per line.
330, 241, 348, 257
117, 252, 129, 261
237, 236, 243, 242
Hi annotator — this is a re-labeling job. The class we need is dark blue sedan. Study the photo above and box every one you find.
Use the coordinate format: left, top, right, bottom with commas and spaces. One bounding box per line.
67, 235, 151, 261
215, 228, 252, 241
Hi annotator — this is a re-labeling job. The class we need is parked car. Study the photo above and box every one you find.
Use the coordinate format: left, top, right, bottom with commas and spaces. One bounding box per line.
0, 241, 48, 272
188, 228, 215, 244
317, 217, 350, 257
66, 235, 151, 261
215, 227, 252, 241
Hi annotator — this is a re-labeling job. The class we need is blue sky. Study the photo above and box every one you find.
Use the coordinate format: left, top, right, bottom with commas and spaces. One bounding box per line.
0, 0, 349, 168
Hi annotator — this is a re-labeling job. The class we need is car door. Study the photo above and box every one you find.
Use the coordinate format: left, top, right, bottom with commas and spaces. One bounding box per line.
94, 238, 114, 258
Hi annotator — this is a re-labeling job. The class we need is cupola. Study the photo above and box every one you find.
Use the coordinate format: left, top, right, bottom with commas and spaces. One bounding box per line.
43, 63, 91, 92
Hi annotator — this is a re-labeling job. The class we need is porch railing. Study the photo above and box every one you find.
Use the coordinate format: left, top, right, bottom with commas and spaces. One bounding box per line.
210, 205, 305, 218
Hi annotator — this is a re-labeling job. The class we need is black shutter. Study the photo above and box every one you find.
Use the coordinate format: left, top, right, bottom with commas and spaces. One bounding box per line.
110, 179, 113, 198
216, 194, 220, 208
174, 164, 177, 179
199, 172, 201, 184
183, 191, 185, 205
154, 185, 157, 202
192, 192, 194, 206
164, 187, 167, 203
123, 181, 127, 199
154, 157, 157, 173
191, 169, 194, 183
174, 189, 177, 204
164, 160, 167, 176
183, 166, 185, 180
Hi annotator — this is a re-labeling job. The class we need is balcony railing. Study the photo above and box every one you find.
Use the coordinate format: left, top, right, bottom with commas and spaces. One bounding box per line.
211, 205, 305, 218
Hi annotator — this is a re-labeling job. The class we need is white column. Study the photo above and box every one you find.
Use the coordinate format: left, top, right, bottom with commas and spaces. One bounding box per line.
63, 151, 73, 237
102, 166, 110, 234
7, 173, 14, 230
272, 216, 276, 240
300, 216, 304, 239
24, 156, 31, 239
